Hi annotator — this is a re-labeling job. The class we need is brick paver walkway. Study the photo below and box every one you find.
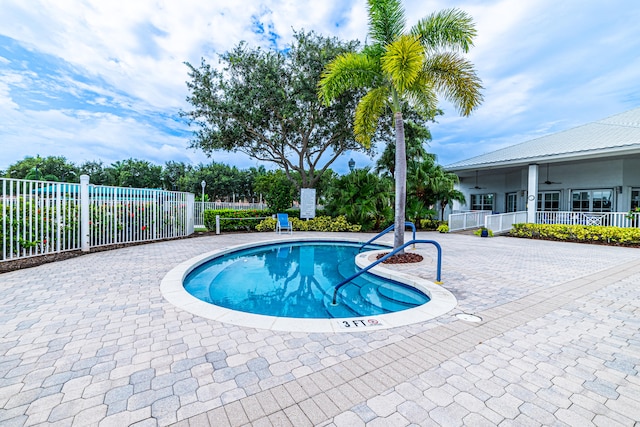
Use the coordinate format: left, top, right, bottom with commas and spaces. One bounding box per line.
1, 232, 638, 426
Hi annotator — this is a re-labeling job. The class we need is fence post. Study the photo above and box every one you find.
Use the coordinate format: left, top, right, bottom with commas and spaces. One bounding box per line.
80, 175, 90, 252
216, 215, 220, 235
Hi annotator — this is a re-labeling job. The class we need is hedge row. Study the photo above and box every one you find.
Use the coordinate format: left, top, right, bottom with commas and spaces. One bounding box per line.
255, 215, 361, 232
203, 209, 445, 233
510, 223, 640, 246
203, 209, 271, 231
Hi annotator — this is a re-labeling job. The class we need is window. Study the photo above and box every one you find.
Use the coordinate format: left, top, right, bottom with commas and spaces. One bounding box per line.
632, 189, 640, 210
537, 191, 560, 211
571, 189, 612, 212
506, 193, 517, 212
471, 194, 493, 211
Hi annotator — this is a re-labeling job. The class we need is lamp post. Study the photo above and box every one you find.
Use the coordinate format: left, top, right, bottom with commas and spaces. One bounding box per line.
201, 180, 206, 223
348, 158, 355, 172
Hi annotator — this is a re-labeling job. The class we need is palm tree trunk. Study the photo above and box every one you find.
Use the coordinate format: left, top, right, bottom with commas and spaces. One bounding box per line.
393, 111, 406, 252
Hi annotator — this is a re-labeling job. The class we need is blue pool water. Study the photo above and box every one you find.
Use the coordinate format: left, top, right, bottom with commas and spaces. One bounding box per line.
184, 241, 430, 319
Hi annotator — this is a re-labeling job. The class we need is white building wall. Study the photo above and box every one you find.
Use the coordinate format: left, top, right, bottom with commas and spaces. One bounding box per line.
451, 158, 633, 213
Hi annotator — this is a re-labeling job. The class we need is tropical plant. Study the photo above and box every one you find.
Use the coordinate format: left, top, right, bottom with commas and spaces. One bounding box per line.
416, 164, 465, 219
319, 0, 483, 250
324, 168, 393, 231
436, 224, 449, 233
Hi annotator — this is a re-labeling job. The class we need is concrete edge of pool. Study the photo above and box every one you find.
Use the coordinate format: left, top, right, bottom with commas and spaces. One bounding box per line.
160, 237, 457, 333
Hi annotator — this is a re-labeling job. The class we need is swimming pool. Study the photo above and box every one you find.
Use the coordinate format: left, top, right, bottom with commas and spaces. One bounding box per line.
161, 237, 457, 333
183, 241, 430, 319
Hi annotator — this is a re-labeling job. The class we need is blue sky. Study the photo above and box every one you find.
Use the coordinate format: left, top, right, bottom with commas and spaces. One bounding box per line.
1, 0, 639, 174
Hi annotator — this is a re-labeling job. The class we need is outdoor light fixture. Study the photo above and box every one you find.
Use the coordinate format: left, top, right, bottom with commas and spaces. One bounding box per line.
201, 180, 206, 218
348, 158, 355, 172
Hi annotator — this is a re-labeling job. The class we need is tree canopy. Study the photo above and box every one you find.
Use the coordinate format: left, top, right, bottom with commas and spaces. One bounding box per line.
5, 155, 78, 182
182, 30, 375, 189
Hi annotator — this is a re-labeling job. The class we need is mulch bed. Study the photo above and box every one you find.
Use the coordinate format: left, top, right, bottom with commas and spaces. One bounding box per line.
375, 252, 424, 264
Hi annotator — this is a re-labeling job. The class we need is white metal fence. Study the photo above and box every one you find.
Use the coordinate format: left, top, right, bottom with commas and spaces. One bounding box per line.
484, 211, 528, 234
2, 179, 82, 260
447, 210, 640, 234
448, 210, 492, 231
194, 201, 267, 227
1, 176, 194, 262
88, 184, 195, 247
536, 211, 640, 228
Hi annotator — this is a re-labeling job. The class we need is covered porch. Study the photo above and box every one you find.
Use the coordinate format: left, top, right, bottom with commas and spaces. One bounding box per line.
443, 107, 640, 232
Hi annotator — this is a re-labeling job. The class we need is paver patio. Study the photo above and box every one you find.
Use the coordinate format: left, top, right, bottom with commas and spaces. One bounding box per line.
1, 232, 638, 426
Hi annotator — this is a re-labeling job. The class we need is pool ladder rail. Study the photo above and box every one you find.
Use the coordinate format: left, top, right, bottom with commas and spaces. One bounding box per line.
358, 222, 416, 252
331, 239, 443, 306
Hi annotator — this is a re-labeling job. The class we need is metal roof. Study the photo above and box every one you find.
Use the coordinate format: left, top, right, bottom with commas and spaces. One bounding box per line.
446, 107, 640, 171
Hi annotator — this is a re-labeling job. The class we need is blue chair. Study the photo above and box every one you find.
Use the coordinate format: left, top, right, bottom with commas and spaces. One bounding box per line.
276, 213, 293, 234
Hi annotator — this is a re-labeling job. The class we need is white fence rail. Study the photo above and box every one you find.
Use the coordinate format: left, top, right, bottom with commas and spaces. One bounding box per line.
485, 211, 528, 234
536, 211, 640, 228
89, 185, 194, 247
194, 201, 267, 227
448, 210, 491, 231
2, 178, 82, 261
2, 176, 194, 262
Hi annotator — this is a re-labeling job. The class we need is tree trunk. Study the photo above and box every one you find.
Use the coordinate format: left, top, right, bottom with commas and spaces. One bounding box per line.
393, 111, 406, 252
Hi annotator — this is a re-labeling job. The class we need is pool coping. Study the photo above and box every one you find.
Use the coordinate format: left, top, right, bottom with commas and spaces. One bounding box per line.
160, 236, 457, 333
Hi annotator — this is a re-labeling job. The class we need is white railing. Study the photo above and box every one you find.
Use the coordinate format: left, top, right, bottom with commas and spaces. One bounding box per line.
2, 179, 82, 261
89, 186, 194, 247
485, 211, 528, 234
194, 201, 267, 227
448, 210, 491, 231
536, 211, 640, 228
2, 177, 194, 262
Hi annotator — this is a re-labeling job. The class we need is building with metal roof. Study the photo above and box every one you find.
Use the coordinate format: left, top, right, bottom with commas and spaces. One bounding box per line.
444, 107, 640, 223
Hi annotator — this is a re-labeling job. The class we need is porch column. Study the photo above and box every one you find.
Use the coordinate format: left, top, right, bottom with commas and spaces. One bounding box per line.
527, 164, 538, 223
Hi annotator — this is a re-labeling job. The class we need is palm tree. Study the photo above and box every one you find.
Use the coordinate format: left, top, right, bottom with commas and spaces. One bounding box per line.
429, 167, 466, 220
319, 0, 483, 250
375, 121, 432, 178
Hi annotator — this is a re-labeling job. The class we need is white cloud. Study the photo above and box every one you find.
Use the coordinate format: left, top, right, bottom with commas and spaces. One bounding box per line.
1, 0, 640, 172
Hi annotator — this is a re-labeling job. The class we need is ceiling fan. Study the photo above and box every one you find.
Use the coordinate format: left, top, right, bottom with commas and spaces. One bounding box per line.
469, 171, 486, 189
542, 164, 562, 185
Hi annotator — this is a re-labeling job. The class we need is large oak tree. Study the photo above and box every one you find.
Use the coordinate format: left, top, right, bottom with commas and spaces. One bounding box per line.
182, 31, 369, 189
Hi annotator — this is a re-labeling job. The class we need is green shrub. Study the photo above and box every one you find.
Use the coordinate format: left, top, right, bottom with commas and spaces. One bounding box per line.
255, 217, 277, 232
203, 209, 271, 231
254, 215, 361, 232
474, 227, 493, 237
436, 224, 449, 233
510, 223, 640, 245
419, 219, 445, 230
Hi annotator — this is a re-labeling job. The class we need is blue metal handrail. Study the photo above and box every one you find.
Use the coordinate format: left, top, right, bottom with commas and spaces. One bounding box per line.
358, 221, 416, 252
332, 239, 443, 305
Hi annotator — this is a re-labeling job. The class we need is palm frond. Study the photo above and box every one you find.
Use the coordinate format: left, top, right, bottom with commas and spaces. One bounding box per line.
318, 52, 380, 105
381, 35, 425, 94
403, 78, 439, 120
367, 0, 406, 45
423, 52, 483, 116
410, 8, 477, 53
354, 87, 390, 148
